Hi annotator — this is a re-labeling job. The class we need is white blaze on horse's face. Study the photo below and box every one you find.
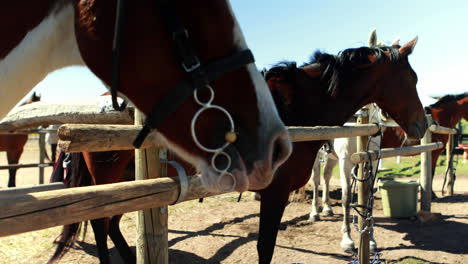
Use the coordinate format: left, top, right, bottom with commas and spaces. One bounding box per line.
0, 2, 84, 118
158, 2, 292, 192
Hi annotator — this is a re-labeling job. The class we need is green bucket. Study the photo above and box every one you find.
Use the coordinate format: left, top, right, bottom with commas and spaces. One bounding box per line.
378, 180, 419, 218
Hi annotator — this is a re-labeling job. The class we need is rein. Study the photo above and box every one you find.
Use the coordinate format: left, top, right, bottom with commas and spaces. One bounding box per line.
110, 0, 255, 192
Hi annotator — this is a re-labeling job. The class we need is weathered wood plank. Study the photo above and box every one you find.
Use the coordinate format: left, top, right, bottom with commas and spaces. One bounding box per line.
429, 124, 457, 135
0, 175, 219, 237
0, 101, 134, 132
0, 183, 66, 197
58, 124, 163, 152
58, 124, 384, 152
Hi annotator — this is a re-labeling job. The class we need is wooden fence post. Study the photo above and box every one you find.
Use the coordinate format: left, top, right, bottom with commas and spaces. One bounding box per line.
420, 114, 433, 212
357, 110, 370, 264
38, 133, 45, 184
445, 134, 455, 196
135, 110, 168, 264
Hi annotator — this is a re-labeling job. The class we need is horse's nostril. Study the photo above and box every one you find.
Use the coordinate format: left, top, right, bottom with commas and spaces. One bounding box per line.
271, 133, 292, 171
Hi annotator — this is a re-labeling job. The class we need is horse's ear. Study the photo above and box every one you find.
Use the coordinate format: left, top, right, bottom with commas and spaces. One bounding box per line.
301, 63, 322, 79
368, 29, 378, 47
391, 36, 400, 46
399, 36, 418, 56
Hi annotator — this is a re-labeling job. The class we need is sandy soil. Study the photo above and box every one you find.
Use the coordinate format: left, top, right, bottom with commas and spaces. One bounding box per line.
1, 139, 467, 264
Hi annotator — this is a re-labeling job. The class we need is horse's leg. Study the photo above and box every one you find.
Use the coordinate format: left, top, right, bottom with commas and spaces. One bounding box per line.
51, 144, 58, 162
90, 218, 111, 264
257, 143, 315, 264
322, 156, 338, 216
369, 225, 377, 253
308, 155, 321, 221
258, 182, 291, 264
7, 150, 21, 187
339, 156, 355, 253
428, 149, 443, 199
108, 215, 135, 264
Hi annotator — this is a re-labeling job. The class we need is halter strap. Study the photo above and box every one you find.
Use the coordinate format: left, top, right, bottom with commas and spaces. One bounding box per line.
133, 49, 254, 148
132, 0, 255, 148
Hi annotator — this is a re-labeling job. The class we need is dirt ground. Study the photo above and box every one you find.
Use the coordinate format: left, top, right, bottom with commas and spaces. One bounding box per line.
1, 138, 468, 264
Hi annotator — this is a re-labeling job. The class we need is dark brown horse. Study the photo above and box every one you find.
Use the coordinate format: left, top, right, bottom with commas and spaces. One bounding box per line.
257, 38, 426, 263
50, 38, 427, 263
381, 93, 468, 187
1, 92, 41, 187
1, 0, 291, 194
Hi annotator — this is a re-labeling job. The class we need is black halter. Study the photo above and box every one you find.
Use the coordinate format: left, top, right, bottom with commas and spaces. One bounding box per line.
109, 0, 255, 148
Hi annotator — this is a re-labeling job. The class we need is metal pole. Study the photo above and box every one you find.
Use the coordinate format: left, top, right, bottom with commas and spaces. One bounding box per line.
357, 110, 370, 264
38, 133, 45, 184
135, 110, 168, 264
420, 114, 432, 212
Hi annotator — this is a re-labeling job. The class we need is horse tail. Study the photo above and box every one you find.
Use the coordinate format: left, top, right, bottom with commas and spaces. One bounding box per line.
48, 153, 93, 263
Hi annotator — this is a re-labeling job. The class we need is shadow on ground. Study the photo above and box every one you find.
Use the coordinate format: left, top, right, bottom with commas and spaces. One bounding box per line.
376, 213, 468, 255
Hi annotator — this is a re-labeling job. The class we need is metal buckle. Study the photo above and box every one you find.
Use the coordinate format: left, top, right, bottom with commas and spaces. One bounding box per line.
182, 57, 201, 72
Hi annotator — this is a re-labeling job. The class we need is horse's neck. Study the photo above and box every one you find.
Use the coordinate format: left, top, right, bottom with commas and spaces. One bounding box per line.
0, 1, 84, 117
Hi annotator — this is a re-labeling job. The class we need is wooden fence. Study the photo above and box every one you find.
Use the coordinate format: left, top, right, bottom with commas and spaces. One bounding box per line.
0, 102, 457, 264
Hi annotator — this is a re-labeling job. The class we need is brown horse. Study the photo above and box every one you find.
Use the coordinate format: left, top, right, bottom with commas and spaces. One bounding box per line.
381, 93, 468, 187
50, 38, 427, 263
257, 38, 426, 263
1, 92, 41, 187
1, 1, 291, 194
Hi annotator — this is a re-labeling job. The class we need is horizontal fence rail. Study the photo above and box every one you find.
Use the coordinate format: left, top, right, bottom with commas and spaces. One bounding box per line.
0, 183, 66, 198
287, 125, 380, 142
0, 162, 54, 170
0, 175, 220, 238
58, 124, 384, 152
350, 142, 444, 165
58, 124, 456, 153
428, 124, 457, 135
0, 101, 134, 132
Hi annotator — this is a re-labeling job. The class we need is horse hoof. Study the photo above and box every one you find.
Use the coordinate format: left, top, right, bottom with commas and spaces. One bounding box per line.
252, 192, 261, 201
369, 241, 378, 253
322, 209, 333, 217
341, 245, 355, 253
308, 214, 320, 222
341, 241, 355, 253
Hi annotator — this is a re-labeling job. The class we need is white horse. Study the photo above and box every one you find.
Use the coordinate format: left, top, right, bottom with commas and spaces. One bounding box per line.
308, 29, 400, 253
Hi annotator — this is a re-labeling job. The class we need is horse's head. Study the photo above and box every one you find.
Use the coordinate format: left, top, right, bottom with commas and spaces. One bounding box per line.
429, 93, 468, 127
360, 37, 427, 139
74, 0, 292, 192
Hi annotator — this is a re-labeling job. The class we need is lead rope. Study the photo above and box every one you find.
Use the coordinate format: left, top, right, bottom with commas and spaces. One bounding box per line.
110, 0, 128, 111
349, 120, 383, 263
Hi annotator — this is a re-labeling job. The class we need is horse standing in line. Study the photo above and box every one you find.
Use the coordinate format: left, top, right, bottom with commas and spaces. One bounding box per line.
381, 93, 468, 187
257, 37, 427, 263
307, 29, 400, 253
1, 0, 291, 194
1, 92, 41, 187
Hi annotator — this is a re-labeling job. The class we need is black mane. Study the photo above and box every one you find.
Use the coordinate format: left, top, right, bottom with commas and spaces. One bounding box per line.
430, 92, 468, 109
264, 45, 403, 96
303, 46, 402, 95
264, 61, 298, 83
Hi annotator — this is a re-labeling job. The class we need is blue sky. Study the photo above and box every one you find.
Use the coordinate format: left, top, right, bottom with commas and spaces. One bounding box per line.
30, 1, 468, 107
